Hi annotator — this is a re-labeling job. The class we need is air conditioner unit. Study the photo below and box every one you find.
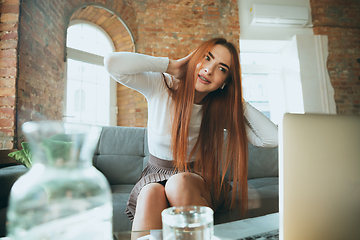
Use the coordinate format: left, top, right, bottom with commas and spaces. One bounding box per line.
250, 4, 309, 28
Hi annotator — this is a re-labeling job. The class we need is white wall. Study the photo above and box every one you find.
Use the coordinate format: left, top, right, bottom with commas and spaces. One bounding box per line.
296, 35, 336, 114
277, 35, 336, 115
238, 0, 313, 40
238, 0, 336, 117
280, 37, 304, 114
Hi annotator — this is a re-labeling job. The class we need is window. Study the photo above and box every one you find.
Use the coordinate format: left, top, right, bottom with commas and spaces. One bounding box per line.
240, 52, 283, 124
242, 73, 272, 119
64, 21, 116, 126
74, 89, 85, 112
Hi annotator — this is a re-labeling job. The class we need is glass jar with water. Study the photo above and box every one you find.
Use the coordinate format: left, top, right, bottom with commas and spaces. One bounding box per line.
6, 121, 112, 240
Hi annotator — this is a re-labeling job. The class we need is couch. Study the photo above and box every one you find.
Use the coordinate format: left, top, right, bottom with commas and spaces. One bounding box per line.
0, 126, 278, 236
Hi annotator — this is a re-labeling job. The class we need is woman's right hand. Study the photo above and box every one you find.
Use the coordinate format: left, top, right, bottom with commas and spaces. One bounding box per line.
166, 50, 195, 80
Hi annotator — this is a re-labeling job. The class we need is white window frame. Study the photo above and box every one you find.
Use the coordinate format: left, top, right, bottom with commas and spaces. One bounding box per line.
64, 20, 117, 126
241, 54, 284, 125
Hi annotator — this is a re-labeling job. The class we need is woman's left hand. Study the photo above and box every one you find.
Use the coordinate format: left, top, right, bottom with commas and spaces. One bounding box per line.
166, 50, 195, 80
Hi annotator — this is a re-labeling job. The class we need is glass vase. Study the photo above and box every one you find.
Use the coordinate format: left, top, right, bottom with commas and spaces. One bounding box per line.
6, 121, 112, 240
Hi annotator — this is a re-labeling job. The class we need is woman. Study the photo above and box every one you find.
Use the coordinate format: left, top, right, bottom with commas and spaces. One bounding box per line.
104, 38, 278, 231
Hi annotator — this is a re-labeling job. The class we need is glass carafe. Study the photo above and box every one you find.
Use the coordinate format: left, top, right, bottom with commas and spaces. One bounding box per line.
6, 121, 112, 240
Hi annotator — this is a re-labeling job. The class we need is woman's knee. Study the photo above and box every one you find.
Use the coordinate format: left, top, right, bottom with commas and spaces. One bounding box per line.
137, 183, 167, 207
165, 173, 207, 205
166, 173, 198, 190
133, 183, 168, 231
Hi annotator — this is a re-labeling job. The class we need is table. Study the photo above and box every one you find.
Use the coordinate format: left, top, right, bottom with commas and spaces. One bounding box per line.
214, 213, 279, 240
113, 213, 279, 240
113, 231, 222, 240
113, 230, 161, 240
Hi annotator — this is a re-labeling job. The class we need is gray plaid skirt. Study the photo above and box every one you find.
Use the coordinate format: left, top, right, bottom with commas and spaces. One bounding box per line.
124, 154, 231, 221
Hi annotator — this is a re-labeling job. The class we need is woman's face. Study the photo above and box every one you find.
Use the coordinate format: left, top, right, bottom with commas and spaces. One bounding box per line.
194, 44, 231, 103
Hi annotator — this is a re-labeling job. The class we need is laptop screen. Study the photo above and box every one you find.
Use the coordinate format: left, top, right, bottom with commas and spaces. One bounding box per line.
280, 113, 360, 240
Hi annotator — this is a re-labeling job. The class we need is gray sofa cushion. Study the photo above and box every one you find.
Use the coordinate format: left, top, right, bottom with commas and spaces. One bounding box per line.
95, 126, 147, 156
224, 143, 278, 181
94, 126, 147, 185
95, 155, 144, 185
111, 185, 134, 232
248, 144, 278, 179
0, 165, 28, 209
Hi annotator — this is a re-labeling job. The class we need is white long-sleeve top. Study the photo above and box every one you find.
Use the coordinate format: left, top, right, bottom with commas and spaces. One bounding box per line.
104, 52, 278, 161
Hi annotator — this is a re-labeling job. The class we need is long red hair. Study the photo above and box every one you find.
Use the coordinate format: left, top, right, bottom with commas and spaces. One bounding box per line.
168, 38, 248, 215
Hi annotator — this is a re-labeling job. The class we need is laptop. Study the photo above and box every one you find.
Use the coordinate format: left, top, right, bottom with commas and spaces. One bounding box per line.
229, 113, 360, 240
212, 113, 360, 240
279, 113, 360, 240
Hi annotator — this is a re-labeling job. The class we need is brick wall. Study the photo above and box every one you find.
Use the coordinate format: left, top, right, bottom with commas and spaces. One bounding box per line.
0, 0, 19, 149
128, 0, 240, 127
6, 0, 139, 148
69, 0, 240, 128
6, 0, 358, 149
1, 0, 240, 148
16, 0, 68, 146
311, 0, 360, 114
0, 0, 238, 149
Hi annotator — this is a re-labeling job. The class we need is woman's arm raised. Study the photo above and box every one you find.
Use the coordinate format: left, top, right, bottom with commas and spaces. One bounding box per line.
244, 101, 278, 148
104, 52, 169, 97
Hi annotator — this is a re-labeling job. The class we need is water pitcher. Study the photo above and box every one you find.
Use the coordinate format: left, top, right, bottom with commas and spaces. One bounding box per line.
6, 121, 112, 240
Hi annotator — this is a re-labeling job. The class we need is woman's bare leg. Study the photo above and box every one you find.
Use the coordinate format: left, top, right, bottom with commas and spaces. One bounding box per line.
132, 183, 169, 231
165, 172, 213, 208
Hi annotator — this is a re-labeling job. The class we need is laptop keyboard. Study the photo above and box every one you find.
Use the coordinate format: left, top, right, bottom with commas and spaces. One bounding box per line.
237, 229, 279, 240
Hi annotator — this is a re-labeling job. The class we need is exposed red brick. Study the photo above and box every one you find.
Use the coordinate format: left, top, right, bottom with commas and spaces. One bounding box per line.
0, 129, 14, 137
0, 68, 16, 77
0, 49, 17, 59
0, 23, 18, 31
0, 40, 18, 49
0, 107, 14, 118
0, 118, 14, 128
0, 59, 16, 68
0, 5, 20, 14
0, 31, 18, 41
2, 0, 20, 4
0, 78, 16, 86
0, 87, 15, 96
0, 13, 19, 23
4, 139, 13, 149
0, 96, 15, 106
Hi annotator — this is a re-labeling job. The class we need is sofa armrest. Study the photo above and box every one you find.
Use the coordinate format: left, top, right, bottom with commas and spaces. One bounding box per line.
0, 165, 28, 209
0, 150, 18, 168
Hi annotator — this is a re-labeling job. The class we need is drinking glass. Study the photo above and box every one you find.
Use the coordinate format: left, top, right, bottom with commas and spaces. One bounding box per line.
161, 206, 213, 240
